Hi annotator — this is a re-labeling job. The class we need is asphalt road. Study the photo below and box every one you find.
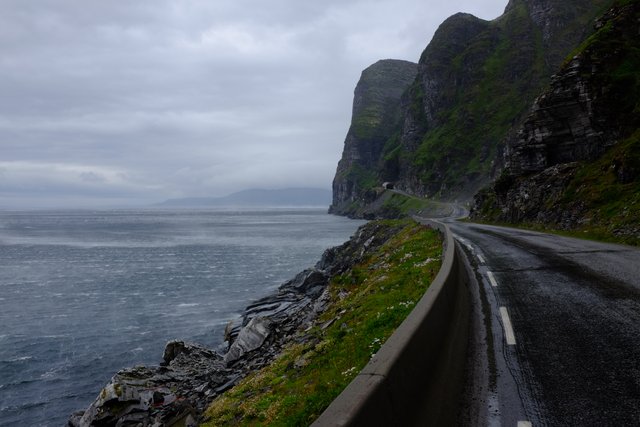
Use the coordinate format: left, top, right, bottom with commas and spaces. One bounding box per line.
445, 220, 640, 426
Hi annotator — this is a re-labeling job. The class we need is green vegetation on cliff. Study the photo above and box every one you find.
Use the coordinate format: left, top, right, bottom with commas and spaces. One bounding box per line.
331, 0, 612, 217
335, 188, 452, 220
331, 60, 418, 214
413, 4, 545, 192
560, 132, 640, 245
472, 0, 640, 245
203, 220, 442, 426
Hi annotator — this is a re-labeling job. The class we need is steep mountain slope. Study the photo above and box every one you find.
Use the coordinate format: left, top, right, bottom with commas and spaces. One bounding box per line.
472, 0, 640, 245
330, 0, 611, 215
330, 59, 418, 216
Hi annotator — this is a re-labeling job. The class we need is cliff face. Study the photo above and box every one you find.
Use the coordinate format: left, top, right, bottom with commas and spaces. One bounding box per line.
330, 0, 611, 216
472, 0, 640, 243
330, 59, 418, 216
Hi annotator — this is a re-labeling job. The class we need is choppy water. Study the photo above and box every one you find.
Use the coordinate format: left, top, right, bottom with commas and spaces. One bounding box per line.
0, 208, 364, 426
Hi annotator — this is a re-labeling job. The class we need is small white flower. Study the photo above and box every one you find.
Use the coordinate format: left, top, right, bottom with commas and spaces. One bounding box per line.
342, 366, 357, 376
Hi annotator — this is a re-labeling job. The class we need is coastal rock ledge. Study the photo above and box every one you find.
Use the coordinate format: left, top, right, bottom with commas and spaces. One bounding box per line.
68, 221, 401, 427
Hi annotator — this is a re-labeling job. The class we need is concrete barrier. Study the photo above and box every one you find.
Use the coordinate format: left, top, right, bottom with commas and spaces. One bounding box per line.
312, 219, 469, 426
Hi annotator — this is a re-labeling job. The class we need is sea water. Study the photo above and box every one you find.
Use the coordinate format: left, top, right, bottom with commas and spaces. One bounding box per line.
0, 208, 364, 426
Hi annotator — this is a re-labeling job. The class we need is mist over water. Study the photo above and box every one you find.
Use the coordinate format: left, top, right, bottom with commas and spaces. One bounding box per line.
0, 208, 364, 426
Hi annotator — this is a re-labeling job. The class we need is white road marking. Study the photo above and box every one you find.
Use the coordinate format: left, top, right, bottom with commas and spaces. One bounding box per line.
477, 254, 486, 264
454, 235, 470, 245
453, 235, 475, 252
517, 422, 532, 427
500, 307, 517, 345
487, 270, 498, 287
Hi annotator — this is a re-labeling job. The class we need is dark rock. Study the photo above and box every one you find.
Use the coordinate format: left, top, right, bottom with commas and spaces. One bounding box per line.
224, 317, 272, 365
330, 0, 610, 215
472, 1, 640, 236
287, 269, 328, 297
504, 56, 616, 176
69, 220, 402, 426
329, 59, 418, 216
162, 340, 185, 365
68, 343, 227, 427
153, 391, 164, 405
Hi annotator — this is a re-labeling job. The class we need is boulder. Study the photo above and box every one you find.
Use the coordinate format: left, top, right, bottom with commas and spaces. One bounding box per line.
224, 317, 272, 365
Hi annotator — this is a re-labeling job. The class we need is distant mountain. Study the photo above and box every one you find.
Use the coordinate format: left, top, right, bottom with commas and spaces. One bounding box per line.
156, 188, 332, 207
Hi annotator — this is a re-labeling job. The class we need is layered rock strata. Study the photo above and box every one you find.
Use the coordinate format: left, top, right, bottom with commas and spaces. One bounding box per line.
472, 1, 640, 232
331, 0, 611, 216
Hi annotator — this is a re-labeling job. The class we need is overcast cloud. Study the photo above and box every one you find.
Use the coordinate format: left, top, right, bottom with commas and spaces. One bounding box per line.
0, 0, 506, 208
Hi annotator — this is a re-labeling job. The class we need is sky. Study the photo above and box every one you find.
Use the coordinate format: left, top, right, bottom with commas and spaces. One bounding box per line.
0, 0, 507, 208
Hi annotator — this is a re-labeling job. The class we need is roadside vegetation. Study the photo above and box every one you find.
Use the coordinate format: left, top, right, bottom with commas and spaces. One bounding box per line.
202, 219, 443, 426
344, 189, 452, 219
470, 133, 640, 248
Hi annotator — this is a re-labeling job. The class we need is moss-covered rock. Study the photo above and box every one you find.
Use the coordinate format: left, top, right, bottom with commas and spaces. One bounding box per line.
472, 0, 640, 245
331, 0, 612, 217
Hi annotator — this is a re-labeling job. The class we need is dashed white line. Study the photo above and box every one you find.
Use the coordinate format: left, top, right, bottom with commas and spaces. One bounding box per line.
500, 307, 517, 345
487, 270, 498, 287
517, 421, 532, 427
477, 254, 486, 264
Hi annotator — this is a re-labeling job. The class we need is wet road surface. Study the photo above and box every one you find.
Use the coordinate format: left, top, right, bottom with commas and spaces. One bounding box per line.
447, 221, 640, 426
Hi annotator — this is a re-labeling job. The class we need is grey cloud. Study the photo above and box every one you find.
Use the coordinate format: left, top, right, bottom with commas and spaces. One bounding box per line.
0, 0, 507, 208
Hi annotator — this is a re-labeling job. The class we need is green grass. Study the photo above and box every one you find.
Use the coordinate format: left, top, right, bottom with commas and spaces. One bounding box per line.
471, 132, 640, 246
378, 192, 451, 218
202, 220, 443, 426
469, 217, 639, 247
560, 132, 640, 246
341, 164, 378, 193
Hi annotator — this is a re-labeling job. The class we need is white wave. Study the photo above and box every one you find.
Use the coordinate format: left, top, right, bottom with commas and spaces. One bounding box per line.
6, 356, 33, 362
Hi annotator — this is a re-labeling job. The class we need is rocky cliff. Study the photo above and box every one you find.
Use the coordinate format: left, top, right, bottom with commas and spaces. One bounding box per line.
329, 59, 418, 216
472, 0, 640, 244
330, 0, 611, 216
68, 221, 406, 426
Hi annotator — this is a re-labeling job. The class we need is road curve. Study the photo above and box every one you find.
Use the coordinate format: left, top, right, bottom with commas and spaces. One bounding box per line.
447, 220, 640, 426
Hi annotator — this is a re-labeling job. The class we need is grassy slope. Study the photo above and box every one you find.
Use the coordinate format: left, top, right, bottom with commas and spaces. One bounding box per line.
560, 132, 640, 245
471, 131, 640, 246
548, 0, 640, 246
203, 220, 443, 426
472, 137, 640, 247
340, 189, 453, 219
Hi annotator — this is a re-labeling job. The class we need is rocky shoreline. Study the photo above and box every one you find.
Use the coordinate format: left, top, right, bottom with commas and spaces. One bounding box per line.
68, 220, 401, 427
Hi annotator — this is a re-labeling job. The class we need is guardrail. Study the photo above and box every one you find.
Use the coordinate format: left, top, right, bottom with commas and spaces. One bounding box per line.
312, 219, 469, 426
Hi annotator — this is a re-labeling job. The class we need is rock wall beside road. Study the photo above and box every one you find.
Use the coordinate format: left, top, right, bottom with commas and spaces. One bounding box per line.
472, 1, 640, 239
